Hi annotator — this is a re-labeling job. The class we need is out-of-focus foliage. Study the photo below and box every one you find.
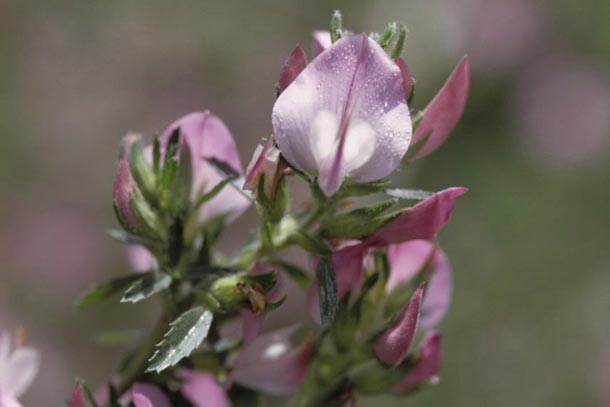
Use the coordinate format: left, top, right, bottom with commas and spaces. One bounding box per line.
1, 1, 609, 406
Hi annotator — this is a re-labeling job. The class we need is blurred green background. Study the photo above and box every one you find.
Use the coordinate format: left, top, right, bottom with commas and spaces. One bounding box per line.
1, 0, 609, 406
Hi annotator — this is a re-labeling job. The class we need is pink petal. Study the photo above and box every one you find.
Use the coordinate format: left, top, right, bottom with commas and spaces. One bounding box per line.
386, 240, 436, 293
374, 284, 424, 367
127, 245, 155, 273
311, 30, 331, 58
131, 383, 171, 407
161, 112, 250, 224
392, 331, 442, 392
178, 370, 229, 407
241, 309, 264, 345
365, 187, 467, 246
273, 34, 411, 196
419, 248, 452, 330
232, 326, 312, 395
277, 45, 308, 94
411, 56, 470, 160
68, 382, 88, 407
306, 244, 366, 324
394, 57, 414, 100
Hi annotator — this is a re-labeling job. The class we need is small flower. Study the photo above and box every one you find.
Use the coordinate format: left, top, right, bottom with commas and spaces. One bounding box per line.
177, 370, 229, 407
0, 331, 40, 407
273, 34, 412, 196
392, 331, 442, 392
243, 138, 287, 200
231, 326, 312, 395
373, 284, 424, 367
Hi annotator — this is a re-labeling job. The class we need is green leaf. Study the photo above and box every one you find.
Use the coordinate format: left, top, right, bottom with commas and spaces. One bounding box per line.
271, 260, 313, 288
385, 188, 434, 200
319, 198, 399, 239
330, 10, 344, 43
77, 274, 147, 309
121, 273, 172, 304
291, 230, 333, 256
147, 307, 214, 373
390, 23, 407, 58
316, 258, 338, 326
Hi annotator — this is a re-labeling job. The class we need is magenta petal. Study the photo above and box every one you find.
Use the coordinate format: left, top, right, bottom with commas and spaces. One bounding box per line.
365, 187, 467, 246
311, 30, 331, 58
392, 331, 442, 392
68, 382, 88, 407
278, 45, 308, 94
131, 383, 171, 407
386, 240, 436, 293
419, 248, 452, 330
273, 34, 411, 196
161, 111, 250, 224
178, 370, 229, 407
232, 326, 312, 395
411, 56, 470, 160
374, 284, 424, 367
395, 57, 414, 100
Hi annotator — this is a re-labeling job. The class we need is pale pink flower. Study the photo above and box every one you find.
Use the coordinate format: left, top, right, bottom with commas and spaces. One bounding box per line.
177, 370, 229, 407
273, 34, 412, 196
131, 383, 171, 407
0, 332, 40, 407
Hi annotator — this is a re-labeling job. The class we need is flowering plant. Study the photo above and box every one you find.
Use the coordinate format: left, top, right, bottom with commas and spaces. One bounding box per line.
67, 11, 469, 407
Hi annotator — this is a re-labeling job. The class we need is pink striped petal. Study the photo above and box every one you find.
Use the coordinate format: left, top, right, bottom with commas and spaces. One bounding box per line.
273, 34, 411, 196
131, 383, 171, 407
365, 187, 467, 246
374, 284, 424, 367
392, 331, 442, 392
232, 326, 312, 395
411, 56, 470, 160
311, 30, 331, 58
178, 370, 229, 407
161, 112, 250, 224
278, 45, 308, 94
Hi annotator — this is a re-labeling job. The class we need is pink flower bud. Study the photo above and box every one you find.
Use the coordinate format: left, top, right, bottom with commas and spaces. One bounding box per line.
177, 370, 229, 407
113, 134, 139, 232
68, 382, 87, 407
374, 284, 424, 367
243, 138, 286, 199
231, 326, 312, 395
392, 331, 442, 392
273, 34, 411, 196
131, 383, 171, 407
411, 56, 470, 160
365, 187, 467, 247
277, 45, 308, 94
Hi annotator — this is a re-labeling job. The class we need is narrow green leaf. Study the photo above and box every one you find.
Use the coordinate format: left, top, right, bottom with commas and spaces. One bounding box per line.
272, 260, 313, 288
316, 258, 338, 326
319, 198, 399, 239
330, 10, 344, 43
161, 128, 180, 190
385, 188, 434, 200
147, 307, 214, 373
377, 22, 397, 50
292, 230, 333, 256
194, 178, 232, 209
390, 23, 407, 58
121, 273, 172, 304
77, 274, 147, 309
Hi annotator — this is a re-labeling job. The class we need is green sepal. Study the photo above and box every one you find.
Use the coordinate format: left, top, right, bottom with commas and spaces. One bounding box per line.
121, 272, 172, 304
130, 187, 165, 241
316, 258, 338, 326
330, 10, 344, 43
160, 128, 180, 192
127, 134, 157, 204
291, 230, 333, 256
256, 174, 287, 223
147, 306, 214, 373
77, 273, 147, 309
377, 22, 397, 50
319, 198, 399, 240
390, 23, 407, 58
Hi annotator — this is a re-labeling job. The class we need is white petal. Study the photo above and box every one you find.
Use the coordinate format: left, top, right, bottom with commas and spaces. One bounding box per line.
1, 393, 24, 407
309, 110, 339, 167
6, 347, 39, 397
342, 118, 376, 173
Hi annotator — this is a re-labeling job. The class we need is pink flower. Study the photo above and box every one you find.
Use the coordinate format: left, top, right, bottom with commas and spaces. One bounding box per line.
387, 240, 453, 330
392, 331, 442, 392
374, 284, 424, 367
273, 34, 412, 196
410, 56, 470, 160
0, 332, 40, 407
311, 31, 331, 58
177, 370, 229, 407
231, 326, 312, 395
131, 383, 171, 407
160, 111, 250, 224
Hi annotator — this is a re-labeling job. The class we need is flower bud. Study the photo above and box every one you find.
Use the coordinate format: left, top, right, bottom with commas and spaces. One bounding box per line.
374, 283, 424, 367
243, 138, 287, 201
392, 331, 442, 393
113, 139, 138, 233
